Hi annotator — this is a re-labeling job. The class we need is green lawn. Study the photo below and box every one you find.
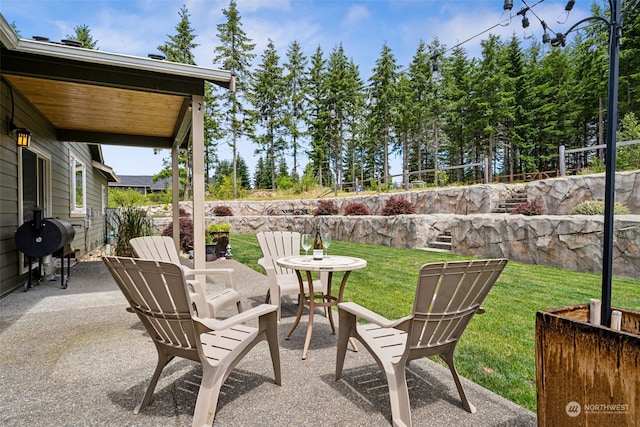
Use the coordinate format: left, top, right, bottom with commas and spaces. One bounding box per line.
229, 233, 640, 412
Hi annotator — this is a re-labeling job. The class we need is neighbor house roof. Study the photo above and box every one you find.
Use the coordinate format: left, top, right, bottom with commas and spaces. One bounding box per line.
109, 175, 172, 191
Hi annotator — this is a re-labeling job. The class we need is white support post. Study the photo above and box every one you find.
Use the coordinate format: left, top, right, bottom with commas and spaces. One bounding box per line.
192, 95, 206, 284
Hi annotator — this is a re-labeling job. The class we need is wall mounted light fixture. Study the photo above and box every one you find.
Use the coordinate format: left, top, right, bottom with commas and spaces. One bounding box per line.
2, 76, 32, 147
14, 126, 32, 147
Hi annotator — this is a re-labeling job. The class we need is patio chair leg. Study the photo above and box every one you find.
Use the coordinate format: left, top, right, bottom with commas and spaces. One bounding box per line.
440, 350, 476, 413
264, 289, 271, 304
335, 309, 355, 380
386, 366, 412, 427
192, 365, 225, 427
262, 311, 282, 386
135, 349, 174, 414
236, 300, 243, 313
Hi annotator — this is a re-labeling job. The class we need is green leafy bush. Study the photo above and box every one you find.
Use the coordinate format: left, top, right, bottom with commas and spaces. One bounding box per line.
292, 169, 318, 194
344, 202, 371, 216
570, 200, 630, 215
108, 188, 145, 208
207, 222, 231, 232
381, 196, 416, 215
510, 199, 544, 215
212, 205, 233, 216
314, 199, 339, 216
275, 175, 294, 191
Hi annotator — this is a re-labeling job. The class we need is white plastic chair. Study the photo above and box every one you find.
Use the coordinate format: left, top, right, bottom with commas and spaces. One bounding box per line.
103, 256, 281, 427
336, 259, 508, 427
130, 236, 242, 317
257, 231, 327, 322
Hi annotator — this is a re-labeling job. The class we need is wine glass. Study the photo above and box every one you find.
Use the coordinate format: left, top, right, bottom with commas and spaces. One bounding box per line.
322, 232, 331, 258
301, 233, 312, 261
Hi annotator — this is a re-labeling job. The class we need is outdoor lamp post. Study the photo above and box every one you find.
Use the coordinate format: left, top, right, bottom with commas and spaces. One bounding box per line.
502, 0, 626, 326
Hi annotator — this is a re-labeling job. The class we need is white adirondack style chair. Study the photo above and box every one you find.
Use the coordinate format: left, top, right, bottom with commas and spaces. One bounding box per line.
103, 256, 281, 427
257, 231, 327, 322
130, 236, 242, 317
335, 258, 508, 427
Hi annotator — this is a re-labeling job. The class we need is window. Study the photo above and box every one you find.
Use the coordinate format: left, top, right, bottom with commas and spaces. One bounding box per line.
70, 155, 86, 215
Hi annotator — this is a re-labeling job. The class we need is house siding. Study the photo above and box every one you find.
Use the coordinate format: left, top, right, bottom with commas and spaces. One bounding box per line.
1, 81, 109, 297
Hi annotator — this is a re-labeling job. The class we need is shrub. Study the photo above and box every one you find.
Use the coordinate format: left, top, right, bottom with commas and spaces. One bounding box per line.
113, 206, 153, 256
314, 199, 339, 216
207, 222, 232, 232
292, 169, 318, 194
381, 196, 416, 215
108, 188, 145, 208
344, 202, 371, 216
570, 200, 630, 215
161, 210, 193, 252
510, 199, 544, 215
212, 205, 233, 216
275, 175, 294, 191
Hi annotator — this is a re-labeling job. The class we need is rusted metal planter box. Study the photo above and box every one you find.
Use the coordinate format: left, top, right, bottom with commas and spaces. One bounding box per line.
536, 305, 640, 426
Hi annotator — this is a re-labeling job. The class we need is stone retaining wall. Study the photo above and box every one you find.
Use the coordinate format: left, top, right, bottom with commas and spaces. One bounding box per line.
150, 171, 640, 279
153, 213, 640, 279
170, 170, 639, 217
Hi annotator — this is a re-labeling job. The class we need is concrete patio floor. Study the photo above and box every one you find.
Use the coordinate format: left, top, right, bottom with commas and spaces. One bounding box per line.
0, 258, 536, 426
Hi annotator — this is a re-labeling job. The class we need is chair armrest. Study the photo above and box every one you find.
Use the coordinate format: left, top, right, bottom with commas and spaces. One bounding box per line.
189, 288, 211, 318
183, 267, 237, 292
194, 304, 278, 331
338, 302, 412, 329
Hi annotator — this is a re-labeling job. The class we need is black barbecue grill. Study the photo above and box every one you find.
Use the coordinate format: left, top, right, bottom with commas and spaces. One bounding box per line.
15, 208, 76, 290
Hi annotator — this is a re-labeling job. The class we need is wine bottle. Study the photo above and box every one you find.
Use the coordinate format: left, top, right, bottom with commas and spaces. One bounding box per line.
312, 226, 324, 260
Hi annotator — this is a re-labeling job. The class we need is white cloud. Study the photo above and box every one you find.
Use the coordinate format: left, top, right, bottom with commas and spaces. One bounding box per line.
343, 5, 370, 28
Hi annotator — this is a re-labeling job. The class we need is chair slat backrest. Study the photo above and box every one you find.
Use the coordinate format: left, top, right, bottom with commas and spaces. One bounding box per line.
257, 231, 300, 275
103, 256, 199, 351
130, 236, 182, 264
409, 259, 507, 351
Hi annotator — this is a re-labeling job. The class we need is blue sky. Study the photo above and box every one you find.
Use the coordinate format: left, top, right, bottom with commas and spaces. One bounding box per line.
2, 0, 590, 178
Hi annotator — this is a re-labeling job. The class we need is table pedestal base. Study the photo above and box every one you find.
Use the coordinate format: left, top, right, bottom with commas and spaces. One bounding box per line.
286, 270, 358, 359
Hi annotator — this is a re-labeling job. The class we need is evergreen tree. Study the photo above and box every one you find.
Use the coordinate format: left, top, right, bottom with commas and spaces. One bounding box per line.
441, 45, 472, 181
283, 41, 309, 183
306, 46, 330, 186
155, 6, 200, 199
67, 24, 98, 49
157, 6, 197, 64
204, 82, 224, 181
215, 156, 250, 189
368, 43, 400, 185
248, 39, 287, 190
501, 36, 524, 177
423, 39, 446, 183
213, 0, 256, 198
406, 41, 431, 182
325, 44, 363, 192
469, 35, 513, 179
253, 156, 271, 189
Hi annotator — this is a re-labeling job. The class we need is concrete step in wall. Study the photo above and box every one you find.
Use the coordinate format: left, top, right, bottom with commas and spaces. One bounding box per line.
491, 188, 529, 213
427, 230, 452, 252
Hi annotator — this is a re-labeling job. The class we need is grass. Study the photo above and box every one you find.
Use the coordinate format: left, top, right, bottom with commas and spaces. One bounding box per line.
230, 233, 640, 412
